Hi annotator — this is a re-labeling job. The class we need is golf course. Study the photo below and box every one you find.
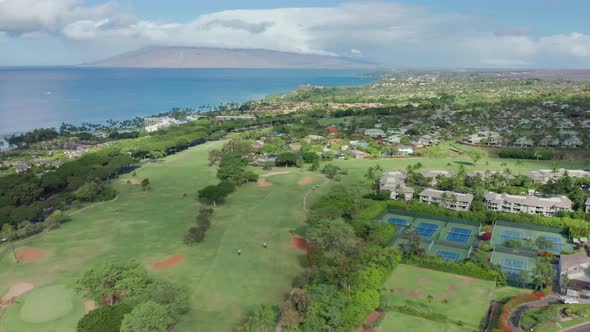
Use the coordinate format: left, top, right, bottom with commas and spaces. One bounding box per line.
0, 141, 326, 331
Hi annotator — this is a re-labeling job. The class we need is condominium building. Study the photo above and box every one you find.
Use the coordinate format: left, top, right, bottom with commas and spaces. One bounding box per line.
419, 188, 474, 211
526, 169, 590, 184
484, 192, 572, 217
379, 171, 414, 201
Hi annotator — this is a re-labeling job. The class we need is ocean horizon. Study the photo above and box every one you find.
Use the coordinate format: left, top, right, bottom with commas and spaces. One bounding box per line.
0, 67, 376, 137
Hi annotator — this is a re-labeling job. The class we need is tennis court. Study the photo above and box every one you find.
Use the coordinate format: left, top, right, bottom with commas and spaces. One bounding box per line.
491, 221, 572, 254
380, 210, 480, 261
435, 249, 461, 262
490, 249, 539, 285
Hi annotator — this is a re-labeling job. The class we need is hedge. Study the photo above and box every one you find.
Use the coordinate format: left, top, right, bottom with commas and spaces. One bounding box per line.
402, 256, 505, 284
77, 303, 133, 332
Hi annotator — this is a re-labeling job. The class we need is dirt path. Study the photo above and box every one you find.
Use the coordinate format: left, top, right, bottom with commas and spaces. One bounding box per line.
69, 194, 119, 217
257, 171, 291, 187
0, 283, 34, 307
302, 175, 329, 213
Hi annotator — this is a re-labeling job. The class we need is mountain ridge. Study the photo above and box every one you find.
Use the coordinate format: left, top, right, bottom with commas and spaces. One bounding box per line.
83, 46, 380, 69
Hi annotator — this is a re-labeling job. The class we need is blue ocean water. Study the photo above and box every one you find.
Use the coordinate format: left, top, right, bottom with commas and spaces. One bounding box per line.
0, 67, 375, 136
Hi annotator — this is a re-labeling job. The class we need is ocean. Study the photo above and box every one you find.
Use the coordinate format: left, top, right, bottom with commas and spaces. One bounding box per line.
0, 67, 376, 136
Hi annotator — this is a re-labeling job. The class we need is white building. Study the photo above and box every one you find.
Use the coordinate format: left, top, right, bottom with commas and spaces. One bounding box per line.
484, 192, 572, 217
560, 252, 590, 297
379, 171, 414, 201
526, 169, 590, 184
397, 145, 414, 155
419, 188, 473, 211
144, 116, 178, 133
214, 115, 256, 121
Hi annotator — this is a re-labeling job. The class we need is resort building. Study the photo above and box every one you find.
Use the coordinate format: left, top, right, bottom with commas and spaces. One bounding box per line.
484, 192, 572, 217
379, 171, 414, 201
144, 116, 178, 132
526, 169, 590, 184
559, 252, 590, 298
214, 115, 256, 121
419, 188, 474, 211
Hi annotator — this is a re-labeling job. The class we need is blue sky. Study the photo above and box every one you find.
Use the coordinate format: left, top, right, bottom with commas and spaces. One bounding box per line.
1, 0, 590, 67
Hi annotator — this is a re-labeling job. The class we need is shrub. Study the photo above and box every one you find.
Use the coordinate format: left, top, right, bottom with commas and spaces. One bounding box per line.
482, 232, 492, 241
77, 303, 133, 332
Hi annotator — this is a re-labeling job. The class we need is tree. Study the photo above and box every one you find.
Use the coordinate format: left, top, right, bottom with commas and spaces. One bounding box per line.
44, 210, 71, 230
140, 178, 150, 192
75, 181, 104, 202
469, 151, 483, 166
77, 261, 149, 305
222, 140, 252, 156
120, 301, 173, 332
535, 236, 554, 250
301, 152, 319, 163
197, 181, 235, 206
310, 158, 320, 171
77, 303, 133, 332
296, 156, 304, 169
275, 152, 298, 167
531, 260, 555, 290
279, 302, 300, 329
184, 226, 205, 245
208, 149, 222, 166
262, 160, 274, 171
517, 270, 530, 288
305, 218, 355, 250
244, 305, 275, 332
321, 164, 342, 179
400, 230, 425, 257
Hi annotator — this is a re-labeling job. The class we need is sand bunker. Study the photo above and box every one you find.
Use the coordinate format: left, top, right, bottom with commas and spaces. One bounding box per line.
257, 171, 291, 187
0, 282, 34, 307
152, 254, 185, 270
123, 179, 141, 185
84, 300, 98, 314
298, 177, 313, 185
410, 289, 426, 298
16, 247, 46, 261
291, 237, 308, 255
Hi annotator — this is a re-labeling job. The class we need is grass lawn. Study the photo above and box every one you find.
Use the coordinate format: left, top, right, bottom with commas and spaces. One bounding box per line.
492, 286, 532, 302
0, 141, 323, 332
377, 311, 474, 332
381, 264, 495, 331
329, 141, 588, 193
521, 304, 590, 332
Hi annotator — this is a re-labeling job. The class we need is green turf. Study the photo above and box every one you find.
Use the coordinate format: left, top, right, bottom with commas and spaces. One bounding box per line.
0, 141, 322, 332
19, 285, 74, 323
382, 264, 495, 331
377, 311, 475, 332
491, 286, 531, 302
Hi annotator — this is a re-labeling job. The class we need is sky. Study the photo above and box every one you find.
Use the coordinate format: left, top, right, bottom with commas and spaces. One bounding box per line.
0, 0, 589, 68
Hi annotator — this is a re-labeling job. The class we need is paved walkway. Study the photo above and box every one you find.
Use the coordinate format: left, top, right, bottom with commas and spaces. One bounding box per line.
508, 295, 560, 331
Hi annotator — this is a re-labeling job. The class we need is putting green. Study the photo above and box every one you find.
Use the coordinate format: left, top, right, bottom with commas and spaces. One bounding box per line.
19, 285, 74, 323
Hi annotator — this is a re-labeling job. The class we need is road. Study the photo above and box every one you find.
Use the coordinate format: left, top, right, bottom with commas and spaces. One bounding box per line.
508, 295, 560, 332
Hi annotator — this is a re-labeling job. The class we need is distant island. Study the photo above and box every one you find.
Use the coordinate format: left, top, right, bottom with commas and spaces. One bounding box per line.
83, 46, 379, 69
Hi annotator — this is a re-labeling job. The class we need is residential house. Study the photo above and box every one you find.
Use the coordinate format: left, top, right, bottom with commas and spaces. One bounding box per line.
538, 136, 560, 147
513, 137, 534, 148
421, 170, 453, 179
304, 135, 325, 143
350, 141, 369, 148
15, 162, 30, 173
349, 150, 368, 160
419, 188, 474, 211
484, 192, 572, 217
325, 126, 341, 136
214, 115, 256, 121
466, 131, 500, 144
387, 135, 402, 144
379, 171, 414, 201
559, 252, 590, 297
397, 145, 414, 155
562, 137, 583, 148
364, 129, 385, 137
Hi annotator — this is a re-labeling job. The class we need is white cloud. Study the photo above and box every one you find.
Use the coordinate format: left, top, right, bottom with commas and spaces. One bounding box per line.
1, 1, 590, 67
0, 0, 114, 35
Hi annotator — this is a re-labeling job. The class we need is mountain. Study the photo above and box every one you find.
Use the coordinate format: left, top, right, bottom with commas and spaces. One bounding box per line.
83, 46, 378, 69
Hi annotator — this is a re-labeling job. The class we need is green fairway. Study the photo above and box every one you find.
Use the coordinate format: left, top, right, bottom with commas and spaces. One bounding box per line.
0, 141, 321, 332
381, 264, 495, 331
377, 311, 474, 332
19, 285, 74, 323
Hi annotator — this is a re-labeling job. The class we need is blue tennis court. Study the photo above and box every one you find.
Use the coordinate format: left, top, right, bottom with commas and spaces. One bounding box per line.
415, 222, 439, 238
436, 250, 460, 262
500, 230, 524, 242
387, 217, 408, 228
501, 258, 527, 277
541, 236, 562, 251
446, 227, 472, 243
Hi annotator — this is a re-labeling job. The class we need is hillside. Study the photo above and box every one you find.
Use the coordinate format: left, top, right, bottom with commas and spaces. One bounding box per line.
84, 46, 379, 69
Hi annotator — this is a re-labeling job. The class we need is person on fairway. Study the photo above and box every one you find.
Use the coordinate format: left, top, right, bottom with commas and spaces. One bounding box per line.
263, 243, 267, 248
238, 249, 242, 255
